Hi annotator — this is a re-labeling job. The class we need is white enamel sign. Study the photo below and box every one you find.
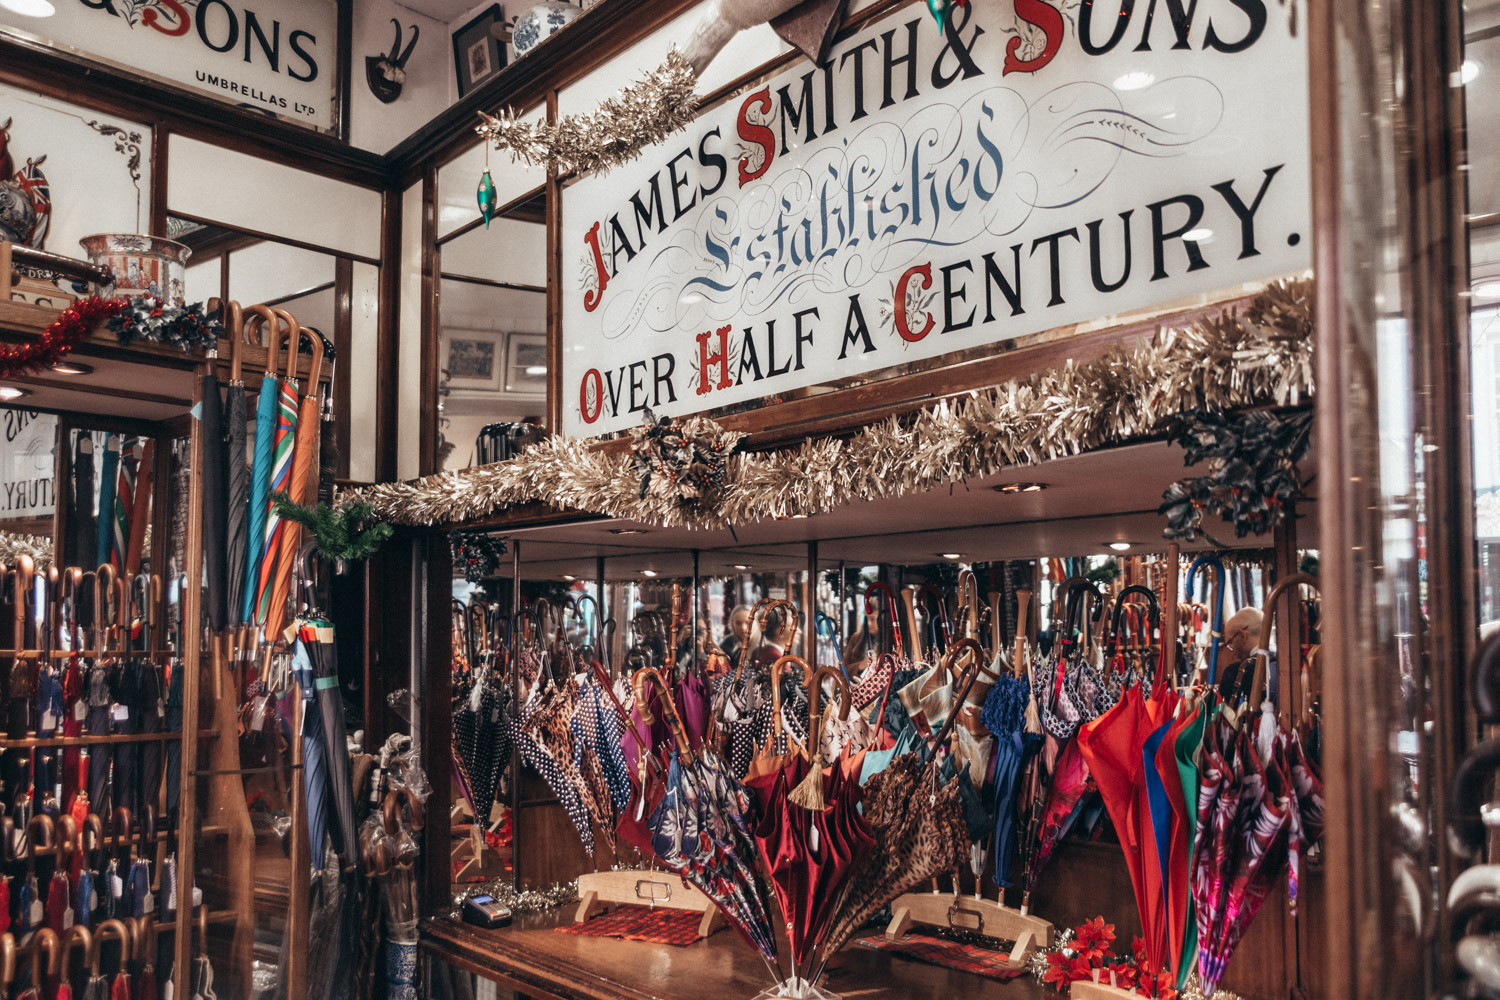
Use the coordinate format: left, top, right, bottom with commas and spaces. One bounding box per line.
0, 0, 335, 129
562, 0, 1311, 436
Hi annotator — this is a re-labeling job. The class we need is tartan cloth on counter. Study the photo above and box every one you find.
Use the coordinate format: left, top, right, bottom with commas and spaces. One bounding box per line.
557, 904, 710, 946
854, 933, 1029, 981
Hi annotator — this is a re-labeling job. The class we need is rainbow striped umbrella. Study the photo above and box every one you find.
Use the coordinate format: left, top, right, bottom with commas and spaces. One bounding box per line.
242, 310, 286, 627
95, 436, 119, 569
254, 371, 299, 635
263, 334, 324, 643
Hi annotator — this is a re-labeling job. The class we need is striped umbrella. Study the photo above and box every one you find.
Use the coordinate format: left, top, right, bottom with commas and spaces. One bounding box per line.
253, 309, 300, 639
291, 622, 331, 867
241, 308, 285, 627
262, 327, 323, 643
224, 306, 251, 629
109, 439, 137, 571
94, 437, 118, 569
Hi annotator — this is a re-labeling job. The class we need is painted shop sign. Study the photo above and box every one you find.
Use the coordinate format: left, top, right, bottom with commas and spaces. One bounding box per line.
0, 409, 56, 518
562, 0, 1311, 437
0, 0, 335, 129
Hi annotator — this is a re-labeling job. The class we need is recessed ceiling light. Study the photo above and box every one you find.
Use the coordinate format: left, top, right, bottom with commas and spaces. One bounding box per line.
50, 361, 93, 375
732, 564, 752, 570
939, 553, 964, 560
609, 528, 648, 535
1181, 228, 1214, 242
1107, 542, 1133, 551
641, 569, 658, 577
0, 387, 29, 401
1474, 280, 1500, 300
562, 575, 576, 581
1462, 59, 1482, 85
0, 0, 56, 16
994, 482, 1048, 494
1113, 71, 1155, 91
791, 513, 808, 519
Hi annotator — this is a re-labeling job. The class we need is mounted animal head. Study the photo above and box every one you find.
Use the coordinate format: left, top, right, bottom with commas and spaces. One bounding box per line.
366, 19, 420, 104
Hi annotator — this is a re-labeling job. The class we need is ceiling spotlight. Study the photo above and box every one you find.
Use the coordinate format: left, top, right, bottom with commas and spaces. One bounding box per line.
0, 0, 57, 16
1107, 542, 1133, 552
732, 564, 752, 571
791, 513, 808, 519
640, 569, 659, 577
609, 528, 648, 535
994, 482, 1048, 494
939, 553, 964, 561
0, 387, 29, 401
50, 361, 93, 375
562, 575, 576, 581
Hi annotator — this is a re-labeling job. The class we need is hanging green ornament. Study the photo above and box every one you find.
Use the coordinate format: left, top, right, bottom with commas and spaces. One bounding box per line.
925, 0, 953, 32
477, 169, 498, 229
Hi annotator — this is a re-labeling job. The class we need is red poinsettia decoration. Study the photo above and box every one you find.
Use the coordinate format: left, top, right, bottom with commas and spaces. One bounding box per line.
1074, 917, 1115, 962
1035, 918, 1180, 998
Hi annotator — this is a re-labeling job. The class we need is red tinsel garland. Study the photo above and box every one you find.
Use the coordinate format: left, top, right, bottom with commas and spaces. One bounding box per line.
0, 296, 125, 380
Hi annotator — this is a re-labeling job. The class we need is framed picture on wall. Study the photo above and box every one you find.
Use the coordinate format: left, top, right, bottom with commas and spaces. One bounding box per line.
445, 332, 504, 391
504, 333, 547, 395
452, 4, 509, 98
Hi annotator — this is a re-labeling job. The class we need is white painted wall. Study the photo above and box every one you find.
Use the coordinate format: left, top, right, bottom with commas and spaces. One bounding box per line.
350, 0, 454, 153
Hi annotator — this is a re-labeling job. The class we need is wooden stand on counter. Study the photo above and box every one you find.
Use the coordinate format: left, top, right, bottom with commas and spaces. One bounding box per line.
574, 870, 725, 939
885, 890, 1053, 969
1071, 975, 1141, 999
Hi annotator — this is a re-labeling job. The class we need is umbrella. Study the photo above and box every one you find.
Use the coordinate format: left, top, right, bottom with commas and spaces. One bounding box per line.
94, 437, 118, 569
241, 306, 283, 627
85, 567, 117, 813
253, 311, 300, 636
813, 647, 981, 974
132, 576, 164, 829
224, 305, 251, 629
108, 439, 137, 571
123, 441, 153, 578
201, 305, 230, 633
1076, 621, 1179, 978
297, 547, 359, 864
263, 328, 324, 643
69, 433, 96, 571
634, 667, 781, 971
291, 623, 332, 867
1187, 555, 1227, 688
452, 613, 512, 823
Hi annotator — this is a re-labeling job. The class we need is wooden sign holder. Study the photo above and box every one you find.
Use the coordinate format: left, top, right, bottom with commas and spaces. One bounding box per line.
885, 890, 1053, 969
574, 870, 726, 939
1070, 974, 1140, 999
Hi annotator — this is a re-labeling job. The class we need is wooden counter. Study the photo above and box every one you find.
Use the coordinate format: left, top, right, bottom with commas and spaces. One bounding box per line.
421, 912, 1053, 1000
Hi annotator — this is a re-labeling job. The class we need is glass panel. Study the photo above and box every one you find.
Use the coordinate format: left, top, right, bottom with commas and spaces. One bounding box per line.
437, 200, 548, 472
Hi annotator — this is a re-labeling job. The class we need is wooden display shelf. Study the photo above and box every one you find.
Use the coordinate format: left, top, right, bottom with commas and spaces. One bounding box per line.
422, 912, 1051, 1000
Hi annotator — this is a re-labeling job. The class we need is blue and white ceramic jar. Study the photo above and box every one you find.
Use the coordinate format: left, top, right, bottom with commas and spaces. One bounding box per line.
512, 2, 581, 57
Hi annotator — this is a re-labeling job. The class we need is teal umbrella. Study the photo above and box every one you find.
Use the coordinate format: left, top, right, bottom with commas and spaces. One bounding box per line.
242, 308, 284, 626
95, 436, 119, 568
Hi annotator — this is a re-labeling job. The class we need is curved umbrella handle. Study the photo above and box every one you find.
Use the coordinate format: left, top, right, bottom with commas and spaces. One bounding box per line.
90, 918, 130, 976
915, 583, 951, 657
632, 666, 694, 762
1249, 572, 1320, 715
931, 637, 985, 751
1186, 555, 1227, 685
1450, 738, 1500, 858
768, 653, 809, 753
957, 569, 979, 642
1472, 631, 1500, 725
807, 663, 848, 756
27, 927, 57, 991
864, 583, 903, 661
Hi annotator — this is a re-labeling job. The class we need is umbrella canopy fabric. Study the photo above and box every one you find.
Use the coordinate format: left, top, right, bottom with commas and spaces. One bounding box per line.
94, 438, 119, 569
302, 617, 358, 863
224, 379, 249, 628
265, 338, 323, 641
981, 672, 1039, 888
200, 371, 227, 631
242, 364, 280, 625
816, 751, 969, 959
253, 376, 298, 632
292, 632, 332, 869
69, 434, 95, 571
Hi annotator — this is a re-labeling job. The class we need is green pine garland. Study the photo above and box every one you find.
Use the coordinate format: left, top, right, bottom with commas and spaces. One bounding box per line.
271, 493, 394, 562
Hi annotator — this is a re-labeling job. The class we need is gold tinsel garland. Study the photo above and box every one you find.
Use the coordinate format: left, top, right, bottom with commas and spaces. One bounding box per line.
354, 278, 1313, 530
476, 50, 700, 176
451, 878, 579, 919
0, 530, 52, 567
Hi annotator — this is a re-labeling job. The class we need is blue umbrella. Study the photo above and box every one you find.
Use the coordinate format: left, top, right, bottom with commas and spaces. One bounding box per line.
292, 628, 331, 868
242, 307, 283, 626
